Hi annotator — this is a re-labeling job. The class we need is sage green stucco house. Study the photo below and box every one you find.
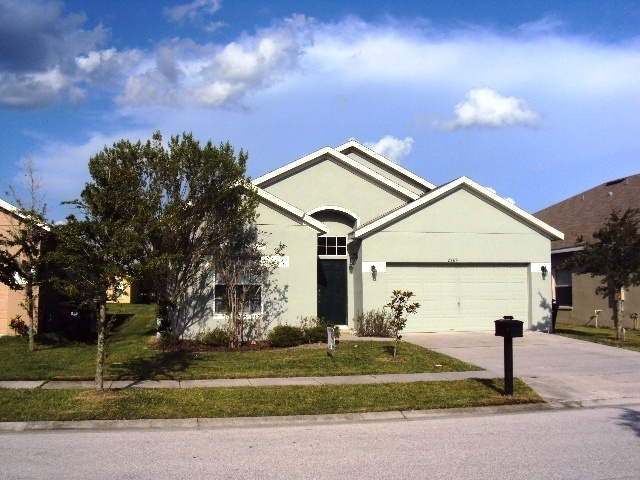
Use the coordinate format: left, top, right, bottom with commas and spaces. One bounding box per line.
178, 140, 563, 335
242, 140, 563, 333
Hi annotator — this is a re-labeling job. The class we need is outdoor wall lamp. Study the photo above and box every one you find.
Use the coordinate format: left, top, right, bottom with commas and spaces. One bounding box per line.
541, 265, 548, 279
371, 265, 377, 281
349, 252, 358, 268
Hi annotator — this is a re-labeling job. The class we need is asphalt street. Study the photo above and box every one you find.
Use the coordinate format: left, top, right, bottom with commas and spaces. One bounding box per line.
1, 404, 639, 479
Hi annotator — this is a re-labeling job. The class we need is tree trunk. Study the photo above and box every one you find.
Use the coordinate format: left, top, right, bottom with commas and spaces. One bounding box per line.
95, 303, 106, 391
26, 283, 35, 353
615, 287, 624, 341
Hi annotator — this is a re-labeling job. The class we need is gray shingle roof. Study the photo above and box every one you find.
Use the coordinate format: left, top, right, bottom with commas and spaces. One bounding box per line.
534, 174, 640, 250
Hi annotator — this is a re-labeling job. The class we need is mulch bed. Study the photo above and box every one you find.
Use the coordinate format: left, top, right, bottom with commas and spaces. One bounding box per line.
150, 339, 331, 353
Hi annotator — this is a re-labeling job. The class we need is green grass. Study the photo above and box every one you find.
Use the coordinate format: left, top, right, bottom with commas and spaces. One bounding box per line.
554, 323, 640, 352
0, 304, 481, 381
0, 378, 541, 422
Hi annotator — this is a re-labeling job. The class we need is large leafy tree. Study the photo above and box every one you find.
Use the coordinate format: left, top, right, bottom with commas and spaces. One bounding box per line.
567, 208, 640, 340
54, 132, 257, 386
52, 141, 151, 389
0, 157, 50, 352
140, 133, 258, 334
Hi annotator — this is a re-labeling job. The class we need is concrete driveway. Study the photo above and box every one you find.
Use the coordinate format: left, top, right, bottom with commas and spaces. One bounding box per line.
404, 331, 640, 404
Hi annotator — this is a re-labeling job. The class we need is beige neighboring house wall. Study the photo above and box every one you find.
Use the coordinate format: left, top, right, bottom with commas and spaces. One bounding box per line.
0, 205, 31, 336
107, 279, 139, 304
177, 140, 563, 336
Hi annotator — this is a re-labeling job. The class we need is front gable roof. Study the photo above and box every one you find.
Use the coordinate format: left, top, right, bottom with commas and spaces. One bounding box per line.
255, 187, 329, 234
253, 145, 421, 202
353, 176, 564, 241
335, 140, 436, 191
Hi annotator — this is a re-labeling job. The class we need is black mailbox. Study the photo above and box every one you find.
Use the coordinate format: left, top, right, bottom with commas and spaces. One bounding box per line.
495, 316, 523, 338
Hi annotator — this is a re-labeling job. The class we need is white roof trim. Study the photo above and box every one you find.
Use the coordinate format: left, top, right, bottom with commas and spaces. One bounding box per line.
353, 176, 564, 240
256, 188, 329, 234
335, 140, 436, 190
252, 146, 420, 201
0, 198, 50, 232
306, 205, 361, 228
0, 198, 19, 216
551, 246, 583, 254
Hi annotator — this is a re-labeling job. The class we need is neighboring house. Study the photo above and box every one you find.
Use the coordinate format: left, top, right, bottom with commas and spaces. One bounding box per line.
107, 279, 140, 304
534, 174, 640, 329
181, 140, 563, 335
0, 198, 46, 336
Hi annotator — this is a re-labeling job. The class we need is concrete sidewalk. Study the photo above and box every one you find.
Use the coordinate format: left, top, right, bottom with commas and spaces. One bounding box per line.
0, 369, 496, 391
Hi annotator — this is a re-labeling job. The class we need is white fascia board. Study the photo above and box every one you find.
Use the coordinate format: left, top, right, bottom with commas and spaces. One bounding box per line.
354, 176, 564, 240
551, 246, 583, 254
253, 147, 419, 201
335, 140, 436, 190
0, 198, 50, 231
256, 188, 329, 234
0, 198, 19, 215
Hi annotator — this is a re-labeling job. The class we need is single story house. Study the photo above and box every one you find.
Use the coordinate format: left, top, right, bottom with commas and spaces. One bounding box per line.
181, 140, 563, 335
534, 174, 640, 329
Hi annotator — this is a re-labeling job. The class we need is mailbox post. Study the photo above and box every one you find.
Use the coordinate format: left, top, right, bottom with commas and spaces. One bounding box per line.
494, 316, 523, 396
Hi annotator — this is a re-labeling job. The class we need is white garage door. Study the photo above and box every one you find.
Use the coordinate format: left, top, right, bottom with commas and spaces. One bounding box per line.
386, 264, 528, 332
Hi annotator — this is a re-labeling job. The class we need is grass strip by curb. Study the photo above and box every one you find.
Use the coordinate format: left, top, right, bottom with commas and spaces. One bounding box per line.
0, 378, 542, 422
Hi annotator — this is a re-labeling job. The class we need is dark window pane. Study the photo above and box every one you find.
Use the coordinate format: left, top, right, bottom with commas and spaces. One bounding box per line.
556, 286, 572, 307
327, 237, 337, 247
337, 246, 347, 255
555, 269, 572, 286
337, 237, 347, 246
318, 237, 327, 247
215, 285, 229, 313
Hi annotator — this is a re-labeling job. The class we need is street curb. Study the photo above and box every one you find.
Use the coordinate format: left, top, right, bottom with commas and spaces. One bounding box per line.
7, 400, 640, 433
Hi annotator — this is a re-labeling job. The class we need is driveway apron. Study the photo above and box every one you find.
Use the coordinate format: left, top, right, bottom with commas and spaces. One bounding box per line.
404, 331, 640, 404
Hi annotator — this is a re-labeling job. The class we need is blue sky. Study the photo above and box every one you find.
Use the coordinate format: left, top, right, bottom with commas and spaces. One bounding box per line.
1, 0, 639, 220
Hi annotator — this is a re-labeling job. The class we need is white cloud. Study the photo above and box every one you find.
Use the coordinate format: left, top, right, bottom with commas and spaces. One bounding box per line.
364, 136, 414, 163
117, 17, 312, 107
164, 0, 222, 23
442, 88, 541, 130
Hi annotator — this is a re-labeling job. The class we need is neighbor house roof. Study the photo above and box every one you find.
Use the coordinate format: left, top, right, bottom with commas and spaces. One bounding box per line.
353, 176, 564, 240
534, 173, 640, 250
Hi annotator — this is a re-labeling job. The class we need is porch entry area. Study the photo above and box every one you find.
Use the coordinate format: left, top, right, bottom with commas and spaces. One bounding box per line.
317, 259, 348, 325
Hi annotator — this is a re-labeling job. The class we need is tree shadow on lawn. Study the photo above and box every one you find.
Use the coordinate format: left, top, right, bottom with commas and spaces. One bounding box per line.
110, 351, 194, 384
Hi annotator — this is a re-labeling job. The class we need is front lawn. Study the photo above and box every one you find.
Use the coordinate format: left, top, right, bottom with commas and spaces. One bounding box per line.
0, 378, 541, 422
554, 324, 640, 352
0, 304, 481, 381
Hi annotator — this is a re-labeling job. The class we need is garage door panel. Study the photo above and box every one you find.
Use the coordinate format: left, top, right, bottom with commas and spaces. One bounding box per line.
386, 264, 528, 332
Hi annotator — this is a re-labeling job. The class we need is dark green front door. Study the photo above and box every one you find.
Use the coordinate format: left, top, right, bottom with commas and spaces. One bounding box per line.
317, 259, 347, 325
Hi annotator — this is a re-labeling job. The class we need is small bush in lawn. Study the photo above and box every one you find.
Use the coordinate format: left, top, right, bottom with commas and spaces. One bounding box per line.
9, 316, 29, 336
267, 325, 305, 348
299, 315, 341, 343
197, 327, 232, 347
304, 325, 329, 343
354, 309, 393, 337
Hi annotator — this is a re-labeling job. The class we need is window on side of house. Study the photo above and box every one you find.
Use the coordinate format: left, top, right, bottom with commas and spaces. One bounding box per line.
317, 236, 347, 256
214, 284, 262, 314
555, 268, 572, 307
